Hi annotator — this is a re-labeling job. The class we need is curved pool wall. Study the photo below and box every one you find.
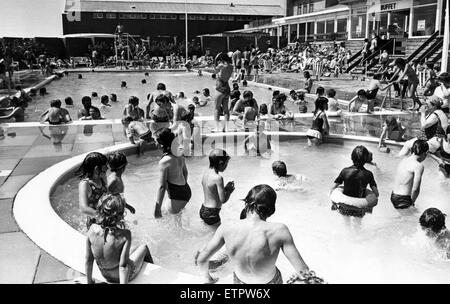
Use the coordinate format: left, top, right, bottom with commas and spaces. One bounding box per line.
13, 128, 426, 284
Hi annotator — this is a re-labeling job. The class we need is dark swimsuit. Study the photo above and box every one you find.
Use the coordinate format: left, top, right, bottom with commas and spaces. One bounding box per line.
84, 178, 107, 227
199, 205, 221, 225
366, 87, 379, 100
162, 152, 192, 202
307, 112, 324, 139
233, 268, 283, 284
424, 112, 445, 140
390, 192, 414, 209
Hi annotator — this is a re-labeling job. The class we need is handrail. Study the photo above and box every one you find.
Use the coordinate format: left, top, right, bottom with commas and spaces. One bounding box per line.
416, 38, 443, 64
361, 39, 394, 65
364, 40, 395, 71
406, 30, 439, 63
431, 52, 442, 64
347, 49, 362, 66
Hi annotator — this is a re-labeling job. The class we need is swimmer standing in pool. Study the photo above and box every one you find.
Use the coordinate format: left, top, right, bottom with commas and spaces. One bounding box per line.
213, 53, 234, 132
199, 149, 235, 226
154, 128, 191, 218
391, 139, 428, 209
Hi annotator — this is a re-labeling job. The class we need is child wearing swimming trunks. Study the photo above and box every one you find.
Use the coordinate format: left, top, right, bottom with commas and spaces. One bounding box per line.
77, 152, 109, 228
330, 146, 379, 217
85, 194, 153, 284
391, 139, 428, 209
200, 149, 235, 226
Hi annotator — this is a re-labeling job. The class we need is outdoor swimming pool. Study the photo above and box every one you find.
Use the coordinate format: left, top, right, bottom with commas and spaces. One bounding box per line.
24, 71, 317, 122
51, 138, 450, 284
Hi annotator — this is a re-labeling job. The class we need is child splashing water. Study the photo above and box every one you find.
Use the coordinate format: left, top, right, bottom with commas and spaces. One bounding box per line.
271, 161, 309, 191
85, 194, 153, 284
78, 152, 109, 228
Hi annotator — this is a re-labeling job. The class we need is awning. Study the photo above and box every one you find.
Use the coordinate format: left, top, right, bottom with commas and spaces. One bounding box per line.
62, 33, 116, 38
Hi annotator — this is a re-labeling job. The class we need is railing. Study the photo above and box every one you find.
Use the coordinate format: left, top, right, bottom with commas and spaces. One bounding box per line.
416, 38, 443, 65
406, 30, 439, 63
364, 39, 395, 71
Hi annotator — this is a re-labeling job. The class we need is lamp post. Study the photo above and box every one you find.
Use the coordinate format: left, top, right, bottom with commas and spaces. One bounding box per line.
185, 0, 188, 63
441, 0, 449, 73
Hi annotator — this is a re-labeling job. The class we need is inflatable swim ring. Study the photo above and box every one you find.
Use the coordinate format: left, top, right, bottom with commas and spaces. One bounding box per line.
330, 187, 378, 217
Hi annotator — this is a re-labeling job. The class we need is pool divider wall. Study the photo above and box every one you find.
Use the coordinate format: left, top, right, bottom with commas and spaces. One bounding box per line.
13, 142, 204, 284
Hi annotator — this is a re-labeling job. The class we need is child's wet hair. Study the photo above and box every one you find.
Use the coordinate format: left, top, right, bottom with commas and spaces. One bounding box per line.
351, 145, 371, 167
141, 79, 147, 84
303, 71, 310, 78
275, 93, 287, 103
272, 161, 287, 177
420, 208, 446, 234
412, 139, 429, 155
272, 90, 280, 98
357, 89, 367, 97
101, 95, 109, 104
316, 86, 325, 95
129, 96, 139, 105
154, 127, 175, 153
82, 96, 92, 107
121, 81, 127, 87
110, 94, 117, 102
65, 97, 73, 105
203, 88, 210, 96
242, 184, 277, 220
243, 90, 253, 99
155, 94, 169, 105
96, 194, 126, 241
326, 88, 336, 98
209, 149, 231, 171
157, 83, 166, 90
91, 92, 98, 98
50, 99, 61, 108
77, 152, 108, 178
108, 152, 128, 172
259, 103, 268, 115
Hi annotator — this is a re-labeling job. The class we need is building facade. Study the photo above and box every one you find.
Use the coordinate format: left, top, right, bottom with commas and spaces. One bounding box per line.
234, 0, 446, 54
62, 0, 284, 40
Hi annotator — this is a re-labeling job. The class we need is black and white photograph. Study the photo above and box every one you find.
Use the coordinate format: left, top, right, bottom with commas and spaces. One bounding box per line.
0, 0, 449, 290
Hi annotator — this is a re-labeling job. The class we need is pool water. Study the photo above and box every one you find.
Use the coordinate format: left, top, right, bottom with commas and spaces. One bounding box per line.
24, 72, 315, 121
51, 139, 450, 283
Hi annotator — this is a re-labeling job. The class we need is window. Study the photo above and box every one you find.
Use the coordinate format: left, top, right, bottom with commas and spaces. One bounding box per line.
411, 0, 437, 36
93, 13, 103, 19
119, 13, 130, 19
160, 14, 167, 19
326, 20, 335, 34
316, 21, 325, 34
129, 14, 138, 19
303, 4, 308, 14
140, 14, 147, 19
309, 3, 314, 13
169, 14, 178, 20
106, 13, 116, 19
350, 8, 366, 38
337, 18, 347, 33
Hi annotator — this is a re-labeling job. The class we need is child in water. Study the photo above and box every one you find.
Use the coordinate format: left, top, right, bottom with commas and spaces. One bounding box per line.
271, 161, 308, 191
420, 208, 450, 258
200, 149, 235, 226
78, 152, 109, 228
107, 152, 136, 214
85, 194, 153, 284
330, 145, 379, 217
378, 116, 406, 152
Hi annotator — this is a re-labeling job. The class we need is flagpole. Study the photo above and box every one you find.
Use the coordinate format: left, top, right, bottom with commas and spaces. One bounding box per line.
185, 0, 188, 63
441, 0, 449, 73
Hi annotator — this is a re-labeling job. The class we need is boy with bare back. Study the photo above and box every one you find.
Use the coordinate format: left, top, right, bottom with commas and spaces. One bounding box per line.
196, 184, 323, 284
391, 139, 428, 209
199, 149, 235, 226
